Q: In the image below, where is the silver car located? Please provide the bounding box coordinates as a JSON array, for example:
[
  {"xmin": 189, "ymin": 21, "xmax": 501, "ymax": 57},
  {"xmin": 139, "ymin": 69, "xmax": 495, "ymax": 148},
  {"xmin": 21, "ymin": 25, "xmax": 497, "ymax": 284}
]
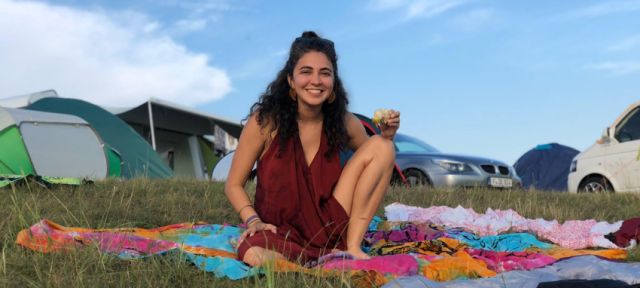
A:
[{"xmin": 394, "ymin": 134, "xmax": 522, "ymax": 189}]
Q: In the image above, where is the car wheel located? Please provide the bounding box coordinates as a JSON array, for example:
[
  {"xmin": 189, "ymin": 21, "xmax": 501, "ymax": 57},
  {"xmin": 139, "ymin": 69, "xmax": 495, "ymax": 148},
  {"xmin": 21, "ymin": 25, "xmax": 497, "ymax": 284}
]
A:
[
  {"xmin": 404, "ymin": 169, "xmax": 430, "ymax": 188},
  {"xmin": 578, "ymin": 176, "xmax": 614, "ymax": 193}
]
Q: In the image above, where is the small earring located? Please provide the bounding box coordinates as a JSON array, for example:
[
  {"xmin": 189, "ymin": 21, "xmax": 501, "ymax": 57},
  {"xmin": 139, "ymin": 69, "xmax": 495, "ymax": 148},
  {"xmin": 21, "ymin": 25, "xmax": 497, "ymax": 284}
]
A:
[
  {"xmin": 289, "ymin": 88, "xmax": 297, "ymax": 101},
  {"xmin": 328, "ymin": 91, "xmax": 336, "ymax": 104}
]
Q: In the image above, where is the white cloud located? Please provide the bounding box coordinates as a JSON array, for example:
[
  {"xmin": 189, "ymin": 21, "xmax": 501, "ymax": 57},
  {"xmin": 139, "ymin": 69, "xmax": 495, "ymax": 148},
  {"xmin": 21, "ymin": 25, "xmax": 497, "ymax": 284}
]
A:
[
  {"xmin": 367, "ymin": 0, "xmax": 468, "ymax": 20},
  {"xmin": 452, "ymin": 8, "xmax": 494, "ymax": 30},
  {"xmin": 407, "ymin": 0, "xmax": 468, "ymax": 19},
  {"xmin": 584, "ymin": 61, "xmax": 640, "ymax": 75},
  {"xmin": 607, "ymin": 35, "xmax": 640, "ymax": 51},
  {"xmin": 0, "ymin": 0, "xmax": 232, "ymax": 107},
  {"xmin": 143, "ymin": 22, "xmax": 162, "ymax": 33},
  {"xmin": 271, "ymin": 50, "xmax": 289, "ymax": 57},
  {"xmin": 173, "ymin": 18, "xmax": 208, "ymax": 32},
  {"xmin": 565, "ymin": 0, "xmax": 640, "ymax": 18},
  {"xmin": 154, "ymin": 0, "xmax": 233, "ymax": 14}
]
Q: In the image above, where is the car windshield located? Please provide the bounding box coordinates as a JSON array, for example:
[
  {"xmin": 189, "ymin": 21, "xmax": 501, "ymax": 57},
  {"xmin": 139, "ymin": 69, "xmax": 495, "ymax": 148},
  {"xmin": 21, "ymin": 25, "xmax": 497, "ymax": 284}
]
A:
[{"xmin": 394, "ymin": 134, "xmax": 440, "ymax": 153}]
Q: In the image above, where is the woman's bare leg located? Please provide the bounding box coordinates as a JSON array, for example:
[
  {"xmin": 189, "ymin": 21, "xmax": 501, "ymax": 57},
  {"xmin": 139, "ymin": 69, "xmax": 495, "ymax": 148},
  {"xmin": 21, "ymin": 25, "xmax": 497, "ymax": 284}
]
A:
[
  {"xmin": 332, "ymin": 135, "xmax": 395, "ymax": 259},
  {"xmin": 242, "ymin": 246, "xmax": 288, "ymax": 267}
]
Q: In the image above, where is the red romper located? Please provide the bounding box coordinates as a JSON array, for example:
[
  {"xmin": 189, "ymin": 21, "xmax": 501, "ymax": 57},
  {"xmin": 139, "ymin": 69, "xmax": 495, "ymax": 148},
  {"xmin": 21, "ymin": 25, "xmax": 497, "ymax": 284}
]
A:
[{"xmin": 237, "ymin": 128, "xmax": 350, "ymax": 264}]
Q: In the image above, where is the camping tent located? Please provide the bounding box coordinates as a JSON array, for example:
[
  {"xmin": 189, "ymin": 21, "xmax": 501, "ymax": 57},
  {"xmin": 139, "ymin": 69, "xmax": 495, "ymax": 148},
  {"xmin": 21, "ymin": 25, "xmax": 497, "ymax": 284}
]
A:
[
  {"xmin": 0, "ymin": 107, "xmax": 119, "ymax": 179},
  {"xmin": 101, "ymin": 98, "xmax": 242, "ymax": 179},
  {"xmin": 25, "ymin": 98, "xmax": 174, "ymax": 179},
  {"xmin": 0, "ymin": 90, "xmax": 58, "ymax": 108},
  {"xmin": 513, "ymin": 143, "xmax": 580, "ymax": 191}
]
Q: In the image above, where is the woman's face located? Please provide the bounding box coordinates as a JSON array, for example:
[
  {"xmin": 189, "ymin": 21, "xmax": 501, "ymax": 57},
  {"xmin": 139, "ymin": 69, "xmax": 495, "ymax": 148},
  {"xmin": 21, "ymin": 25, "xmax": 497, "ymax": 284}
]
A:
[{"xmin": 288, "ymin": 51, "xmax": 334, "ymax": 107}]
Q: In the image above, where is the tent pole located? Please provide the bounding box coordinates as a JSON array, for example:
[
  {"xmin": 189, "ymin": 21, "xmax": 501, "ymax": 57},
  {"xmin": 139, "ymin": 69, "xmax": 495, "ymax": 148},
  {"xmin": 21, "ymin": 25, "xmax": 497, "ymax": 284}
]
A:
[{"xmin": 148, "ymin": 100, "xmax": 157, "ymax": 150}]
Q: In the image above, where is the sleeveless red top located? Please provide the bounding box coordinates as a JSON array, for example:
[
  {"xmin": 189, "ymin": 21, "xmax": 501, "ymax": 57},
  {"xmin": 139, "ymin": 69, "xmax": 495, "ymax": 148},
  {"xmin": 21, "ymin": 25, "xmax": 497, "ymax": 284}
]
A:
[{"xmin": 237, "ymin": 127, "xmax": 350, "ymax": 264}]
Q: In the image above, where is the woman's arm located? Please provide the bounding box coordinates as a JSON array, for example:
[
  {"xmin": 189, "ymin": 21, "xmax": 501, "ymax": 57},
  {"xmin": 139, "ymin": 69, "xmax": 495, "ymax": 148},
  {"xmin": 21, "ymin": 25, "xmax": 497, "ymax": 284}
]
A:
[
  {"xmin": 345, "ymin": 112, "xmax": 370, "ymax": 152},
  {"xmin": 225, "ymin": 113, "xmax": 266, "ymax": 224}
]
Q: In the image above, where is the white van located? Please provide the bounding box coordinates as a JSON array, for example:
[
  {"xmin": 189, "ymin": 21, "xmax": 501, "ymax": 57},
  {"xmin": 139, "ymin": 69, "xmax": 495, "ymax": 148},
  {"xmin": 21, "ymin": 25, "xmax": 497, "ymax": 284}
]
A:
[{"xmin": 568, "ymin": 102, "xmax": 640, "ymax": 193}]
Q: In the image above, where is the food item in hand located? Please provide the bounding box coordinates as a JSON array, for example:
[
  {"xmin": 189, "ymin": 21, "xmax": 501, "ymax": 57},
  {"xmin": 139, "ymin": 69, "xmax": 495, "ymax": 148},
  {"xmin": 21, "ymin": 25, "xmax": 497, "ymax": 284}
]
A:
[{"xmin": 372, "ymin": 109, "xmax": 391, "ymax": 125}]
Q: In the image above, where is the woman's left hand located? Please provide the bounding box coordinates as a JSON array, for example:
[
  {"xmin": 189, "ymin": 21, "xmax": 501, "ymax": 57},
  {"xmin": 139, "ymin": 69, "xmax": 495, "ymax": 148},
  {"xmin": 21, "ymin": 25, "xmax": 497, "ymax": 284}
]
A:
[{"xmin": 379, "ymin": 110, "xmax": 400, "ymax": 140}]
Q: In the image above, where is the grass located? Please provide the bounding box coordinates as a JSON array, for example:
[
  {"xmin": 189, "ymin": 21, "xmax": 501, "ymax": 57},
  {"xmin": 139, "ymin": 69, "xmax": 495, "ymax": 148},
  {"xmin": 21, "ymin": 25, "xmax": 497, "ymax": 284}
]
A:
[{"xmin": 1, "ymin": 178, "xmax": 640, "ymax": 287}]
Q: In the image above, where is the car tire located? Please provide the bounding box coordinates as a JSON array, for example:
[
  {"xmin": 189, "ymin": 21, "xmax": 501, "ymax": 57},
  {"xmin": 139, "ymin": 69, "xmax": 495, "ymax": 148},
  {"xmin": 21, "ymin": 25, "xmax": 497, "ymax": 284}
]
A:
[
  {"xmin": 578, "ymin": 176, "xmax": 614, "ymax": 193},
  {"xmin": 404, "ymin": 169, "xmax": 430, "ymax": 188}
]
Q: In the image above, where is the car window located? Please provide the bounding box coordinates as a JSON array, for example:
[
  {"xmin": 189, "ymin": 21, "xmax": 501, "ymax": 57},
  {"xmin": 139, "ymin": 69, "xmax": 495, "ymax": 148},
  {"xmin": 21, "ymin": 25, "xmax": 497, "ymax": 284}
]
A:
[
  {"xmin": 615, "ymin": 108, "xmax": 640, "ymax": 143},
  {"xmin": 394, "ymin": 134, "xmax": 440, "ymax": 153}
]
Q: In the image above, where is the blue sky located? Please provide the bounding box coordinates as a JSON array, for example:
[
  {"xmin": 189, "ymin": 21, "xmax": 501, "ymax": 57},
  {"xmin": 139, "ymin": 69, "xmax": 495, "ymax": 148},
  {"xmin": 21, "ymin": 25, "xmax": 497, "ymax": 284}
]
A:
[{"xmin": 1, "ymin": 0, "xmax": 639, "ymax": 165}]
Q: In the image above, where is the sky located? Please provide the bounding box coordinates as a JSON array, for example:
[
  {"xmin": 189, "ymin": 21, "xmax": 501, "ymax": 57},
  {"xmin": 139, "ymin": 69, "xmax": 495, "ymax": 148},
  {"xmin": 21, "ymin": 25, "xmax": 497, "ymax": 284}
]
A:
[{"xmin": 0, "ymin": 0, "xmax": 639, "ymax": 165}]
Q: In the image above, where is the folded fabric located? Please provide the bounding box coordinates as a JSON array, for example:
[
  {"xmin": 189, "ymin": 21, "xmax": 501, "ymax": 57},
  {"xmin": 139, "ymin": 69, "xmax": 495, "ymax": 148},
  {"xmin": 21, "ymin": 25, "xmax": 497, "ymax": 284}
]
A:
[
  {"xmin": 311, "ymin": 253, "xmax": 419, "ymax": 277},
  {"xmin": 428, "ymin": 230, "xmax": 553, "ymax": 252},
  {"xmin": 366, "ymin": 228, "xmax": 552, "ymax": 252},
  {"xmin": 382, "ymin": 255, "xmax": 640, "ymax": 288},
  {"xmin": 420, "ymin": 250, "xmax": 497, "ymax": 282},
  {"xmin": 385, "ymin": 203, "xmax": 623, "ymax": 249},
  {"xmin": 365, "ymin": 230, "xmax": 429, "ymax": 246},
  {"xmin": 368, "ymin": 238, "xmax": 468, "ymax": 257},
  {"xmin": 373, "ymin": 220, "xmax": 451, "ymax": 235},
  {"xmin": 610, "ymin": 218, "xmax": 640, "ymax": 248},
  {"xmin": 523, "ymin": 246, "xmax": 626, "ymax": 260},
  {"xmin": 465, "ymin": 248, "xmax": 557, "ymax": 272}
]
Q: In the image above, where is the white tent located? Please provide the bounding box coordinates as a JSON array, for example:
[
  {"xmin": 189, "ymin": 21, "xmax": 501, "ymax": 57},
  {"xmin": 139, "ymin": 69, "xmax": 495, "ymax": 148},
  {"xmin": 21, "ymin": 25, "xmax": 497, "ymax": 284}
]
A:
[
  {"xmin": 103, "ymin": 98, "xmax": 243, "ymax": 179},
  {"xmin": 0, "ymin": 90, "xmax": 58, "ymax": 108},
  {"xmin": 0, "ymin": 107, "xmax": 110, "ymax": 179}
]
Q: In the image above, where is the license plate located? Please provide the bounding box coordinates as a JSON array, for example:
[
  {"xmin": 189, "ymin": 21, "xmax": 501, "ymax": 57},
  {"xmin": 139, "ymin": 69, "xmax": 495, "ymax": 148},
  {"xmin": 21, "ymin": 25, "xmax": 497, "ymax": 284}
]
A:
[{"xmin": 489, "ymin": 177, "xmax": 512, "ymax": 188}]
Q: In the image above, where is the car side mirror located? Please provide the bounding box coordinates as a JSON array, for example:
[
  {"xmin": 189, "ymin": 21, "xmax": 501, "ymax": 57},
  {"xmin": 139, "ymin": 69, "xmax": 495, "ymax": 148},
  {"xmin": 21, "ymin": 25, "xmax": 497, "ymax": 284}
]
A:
[{"xmin": 599, "ymin": 127, "xmax": 613, "ymax": 144}]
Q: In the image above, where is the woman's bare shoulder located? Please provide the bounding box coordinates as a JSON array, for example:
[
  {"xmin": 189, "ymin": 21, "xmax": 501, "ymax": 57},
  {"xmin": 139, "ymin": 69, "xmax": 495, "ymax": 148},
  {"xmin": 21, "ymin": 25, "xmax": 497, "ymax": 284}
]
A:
[
  {"xmin": 244, "ymin": 111, "xmax": 279, "ymax": 148},
  {"xmin": 244, "ymin": 112, "xmax": 271, "ymax": 138},
  {"xmin": 344, "ymin": 112, "xmax": 365, "ymax": 133},
  {"xmin": 344, "ymin": 111, "xmax": 369, "ymax": 151}
]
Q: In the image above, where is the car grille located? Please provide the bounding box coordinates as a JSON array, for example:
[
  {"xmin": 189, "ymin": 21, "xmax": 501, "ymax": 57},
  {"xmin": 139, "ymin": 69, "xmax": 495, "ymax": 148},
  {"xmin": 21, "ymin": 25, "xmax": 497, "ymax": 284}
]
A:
[
  {"xmin": 498, "ymin": 166, "xmax": 509, "ymax": 175},
  {"xmin": 481, "ymin": 165, "xmax": 496, "ymax": 174}
]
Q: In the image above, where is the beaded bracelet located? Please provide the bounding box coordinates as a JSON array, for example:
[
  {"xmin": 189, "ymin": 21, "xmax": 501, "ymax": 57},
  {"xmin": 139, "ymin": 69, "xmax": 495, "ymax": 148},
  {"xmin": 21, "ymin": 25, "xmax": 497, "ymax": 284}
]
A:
[{"xmin": 245, "ymin": 215, "xmax": 260, "ymax": 226}]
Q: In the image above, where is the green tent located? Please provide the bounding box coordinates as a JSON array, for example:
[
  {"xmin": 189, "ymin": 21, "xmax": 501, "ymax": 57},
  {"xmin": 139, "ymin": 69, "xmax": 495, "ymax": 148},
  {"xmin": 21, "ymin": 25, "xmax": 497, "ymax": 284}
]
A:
[
  {"xmin": 26, "ymin": 98, "xmax": 175, "ymax": 179},
  {"xmin": 0, "ymin": 107, "xmax": 119, "ymax": 179}
]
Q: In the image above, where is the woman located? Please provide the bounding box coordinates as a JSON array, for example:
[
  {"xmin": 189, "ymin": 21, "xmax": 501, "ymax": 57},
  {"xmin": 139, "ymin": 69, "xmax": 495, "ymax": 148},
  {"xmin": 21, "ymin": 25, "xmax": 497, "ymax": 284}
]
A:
[{"xmin": 225, "ymin": 31, "xmax": 400, "ymax": 267}]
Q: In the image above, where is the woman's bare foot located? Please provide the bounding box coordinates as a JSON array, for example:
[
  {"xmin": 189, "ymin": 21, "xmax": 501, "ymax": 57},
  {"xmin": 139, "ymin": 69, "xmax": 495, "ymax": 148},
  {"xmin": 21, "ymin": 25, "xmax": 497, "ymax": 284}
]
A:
[{"xmin": 345, "ymin": 248, "xmax": 371, "ymax": 260}]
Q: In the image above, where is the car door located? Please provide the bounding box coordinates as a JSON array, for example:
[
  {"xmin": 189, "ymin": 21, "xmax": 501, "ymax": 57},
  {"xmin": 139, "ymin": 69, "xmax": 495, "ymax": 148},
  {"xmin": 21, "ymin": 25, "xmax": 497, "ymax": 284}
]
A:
[{"xmin": 606, "ymin": 107, "xmax": 640, "ymax": 192}]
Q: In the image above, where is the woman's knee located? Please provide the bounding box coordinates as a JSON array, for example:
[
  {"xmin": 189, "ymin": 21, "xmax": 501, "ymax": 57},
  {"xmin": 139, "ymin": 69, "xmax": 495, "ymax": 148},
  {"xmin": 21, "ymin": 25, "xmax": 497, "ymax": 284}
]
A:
[{"xmin": 366, "ymin": 135, "xmax": 396, "ymax": 164}]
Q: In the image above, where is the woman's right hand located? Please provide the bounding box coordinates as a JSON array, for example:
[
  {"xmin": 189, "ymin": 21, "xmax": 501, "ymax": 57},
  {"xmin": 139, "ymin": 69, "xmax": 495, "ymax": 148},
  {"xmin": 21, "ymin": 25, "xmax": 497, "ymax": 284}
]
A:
[{"xmin": 237, "ymin": 221, "xmax": 277, "ymax": 248}]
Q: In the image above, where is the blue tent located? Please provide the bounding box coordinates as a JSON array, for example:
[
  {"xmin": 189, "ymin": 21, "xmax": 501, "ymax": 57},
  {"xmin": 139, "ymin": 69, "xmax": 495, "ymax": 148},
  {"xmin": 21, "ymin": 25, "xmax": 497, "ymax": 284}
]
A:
[{"xmin": 514, "ymin": 143, "xmax": 580, "ymax": 191}]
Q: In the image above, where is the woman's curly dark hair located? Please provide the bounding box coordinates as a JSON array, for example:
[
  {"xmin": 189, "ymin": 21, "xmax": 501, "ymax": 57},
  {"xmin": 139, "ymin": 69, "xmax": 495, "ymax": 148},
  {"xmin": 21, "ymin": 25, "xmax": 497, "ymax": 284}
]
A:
[{"xmin": 245, "ymin": 31, "xmax": 350, "ymax": 160}]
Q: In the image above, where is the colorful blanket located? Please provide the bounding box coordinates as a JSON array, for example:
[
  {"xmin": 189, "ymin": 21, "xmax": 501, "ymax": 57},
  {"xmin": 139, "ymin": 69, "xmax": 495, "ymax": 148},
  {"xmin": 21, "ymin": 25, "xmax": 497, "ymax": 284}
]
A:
[
  {"xmin": 385, "ymin": 203, "xmax": 623, "ymax": 249},
  {"xmin": 15, "ymin": 204, "xmax": 638, "ymax": 287},
  {"xmin": 382, "ymin": 255, "xmax": 640, "ymax": 287}
]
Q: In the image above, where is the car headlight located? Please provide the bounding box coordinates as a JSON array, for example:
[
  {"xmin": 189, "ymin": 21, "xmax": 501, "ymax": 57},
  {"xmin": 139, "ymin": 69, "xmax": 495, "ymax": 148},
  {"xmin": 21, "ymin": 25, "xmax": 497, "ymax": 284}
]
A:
[
  {"xmin": 570, "ymin": 160, "xmax": 577, "ymax": 173},
  {"xmin": 431, "ymin": 159, "xmax": 472, "ymax": 172}
]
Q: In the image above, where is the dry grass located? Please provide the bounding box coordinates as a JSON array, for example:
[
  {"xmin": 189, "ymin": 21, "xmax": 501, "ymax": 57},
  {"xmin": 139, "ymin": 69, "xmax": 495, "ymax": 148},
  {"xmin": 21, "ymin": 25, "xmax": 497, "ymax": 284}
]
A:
[{"xmin": 1, "ymin": 179, "xmax": 639, "ymax": 287}]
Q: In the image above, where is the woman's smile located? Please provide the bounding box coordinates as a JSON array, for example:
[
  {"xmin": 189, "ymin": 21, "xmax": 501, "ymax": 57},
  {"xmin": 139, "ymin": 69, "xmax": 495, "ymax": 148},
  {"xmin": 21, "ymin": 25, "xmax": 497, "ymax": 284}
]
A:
[{"xmin": 305, "ymin": 89, "xmax": 324, "ymax": 97}]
